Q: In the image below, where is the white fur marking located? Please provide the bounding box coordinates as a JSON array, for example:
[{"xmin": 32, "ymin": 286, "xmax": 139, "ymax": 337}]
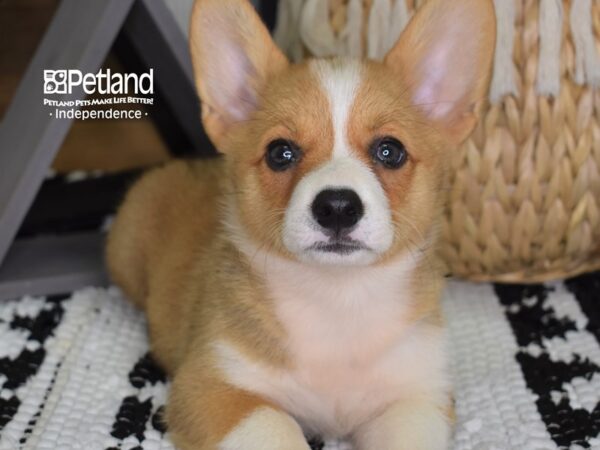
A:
[
  {"xmin": 218, "ymin": 406, "xmax": 309, "ymax": 450},
  {"xmin": 311, "ymin": 59, "xmax": 362, "ymax": 158}
]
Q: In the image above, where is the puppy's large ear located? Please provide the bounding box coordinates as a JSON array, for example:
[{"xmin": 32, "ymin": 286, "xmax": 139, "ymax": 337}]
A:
[
  {"xmin": 190, "ymin": 0, "xmax": 288, "ymax": 147},
  {"xmin": 385, "ymin": 0, "xmax": 496, "ymax": 144}
]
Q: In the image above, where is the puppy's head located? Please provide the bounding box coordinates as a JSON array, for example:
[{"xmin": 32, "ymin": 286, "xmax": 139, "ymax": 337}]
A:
[{"xmin": 190, "ymin": 0, "xmax": 495, "ymax": 266}]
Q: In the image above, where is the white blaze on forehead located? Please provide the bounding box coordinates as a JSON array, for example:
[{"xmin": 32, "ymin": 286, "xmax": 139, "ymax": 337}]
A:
[
  {"xmin": 279, "ymin": 59, "xmax": 394, "ymax": 265},
  {"xmin": 310, "ymin": 59, "xmax": 363, "ymax": 158}
]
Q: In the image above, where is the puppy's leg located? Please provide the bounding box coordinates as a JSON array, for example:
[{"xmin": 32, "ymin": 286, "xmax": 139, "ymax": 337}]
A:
[
  {"xmin": 216, "ymin": 405, "xmax": 311, "ymax": 450},
  {"xmin": 354, "ymin": 396, "xmax": 452, "ymax": 450},
  {"xmin": 167, "ymin": 362, "xmax": 310, "ymax": 450}
]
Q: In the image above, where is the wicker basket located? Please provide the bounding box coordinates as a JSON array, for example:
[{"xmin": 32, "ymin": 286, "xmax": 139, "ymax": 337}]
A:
[{"xmin": 275, "ymin": 0, "xmax": 600, "ymax": 282}]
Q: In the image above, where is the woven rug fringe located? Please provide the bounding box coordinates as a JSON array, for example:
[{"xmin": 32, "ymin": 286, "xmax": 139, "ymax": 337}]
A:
[
  {"xmin": 570, "ymin": 0, "xmax": 600, "ymax": 87},
  {"xmin": 537, "ymin": 0, "xmax": 563, "ymax": 96},
  {"xmin": 489, "ymin": 0, "xmax": 518, "ymax": 102}
]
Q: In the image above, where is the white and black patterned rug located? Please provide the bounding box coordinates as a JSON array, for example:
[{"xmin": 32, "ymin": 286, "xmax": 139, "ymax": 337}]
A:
[{"xmin": 0, "ymin": 273, "xmax": 599, "ymax": 450}]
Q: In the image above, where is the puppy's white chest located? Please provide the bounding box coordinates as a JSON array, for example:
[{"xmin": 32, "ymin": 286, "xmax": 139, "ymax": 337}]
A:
[
  {"xmin": 271, "ymin": 287, "xmax": 443, "ymax": 436},
  {"xmin": 215, "ymin": 256, "xmax": 447, "ymax": 438}
]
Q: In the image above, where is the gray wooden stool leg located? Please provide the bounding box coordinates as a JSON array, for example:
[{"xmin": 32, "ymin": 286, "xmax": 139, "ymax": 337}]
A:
[{"xmin": 0, "ymin": 232, "xmax": 108, "ymax": 300}]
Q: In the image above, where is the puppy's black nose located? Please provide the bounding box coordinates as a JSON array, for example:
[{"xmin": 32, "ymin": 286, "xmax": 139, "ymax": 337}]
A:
[{"xmin": 311, "ymin": 189, "xmax": 364, "ymax": 234}]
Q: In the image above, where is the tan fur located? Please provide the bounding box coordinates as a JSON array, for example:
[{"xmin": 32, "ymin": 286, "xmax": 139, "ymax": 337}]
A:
[
  {"xmin": 107, "ymin": 0, "xmax": 495, "ymax": 448},
  {"xmin": 167, "ymin": 361, "xmax": 284, "ymax": 449},
  {"xmin": 228, "ymin": 62, "xmax": 337, "ymax": 260},
  {"xmin": 106, "ymin": 160, "xmax": 224, "ymax": 371},
  {"xmin": 347, "ymin": 61, "xmax": 450, "ymax": 266}
]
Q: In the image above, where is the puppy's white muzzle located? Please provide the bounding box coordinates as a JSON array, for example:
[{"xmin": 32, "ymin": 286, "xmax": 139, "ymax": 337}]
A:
[{"xmin": 282, "ymin": 157, "xmax": 393, "ymax": 266}]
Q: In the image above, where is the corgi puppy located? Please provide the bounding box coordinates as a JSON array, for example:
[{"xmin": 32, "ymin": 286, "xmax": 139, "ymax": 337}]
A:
[{"xmin": 106, "ymin": 0, "xmax": 495, "ymax": 448}]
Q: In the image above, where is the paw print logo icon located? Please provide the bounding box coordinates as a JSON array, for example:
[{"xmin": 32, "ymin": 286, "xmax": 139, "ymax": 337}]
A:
[{"xmin": 44, "ymin": 70, "xmax": 68, "ymax": 94}]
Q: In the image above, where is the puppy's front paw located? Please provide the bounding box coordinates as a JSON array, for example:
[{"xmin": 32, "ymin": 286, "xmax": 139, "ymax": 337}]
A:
[
  {"xmin": 322, "ymin": 439, "xmax": 353, "ymax": 450},
  {"xmin": 219, "ymin": 407, "xmax": 311, "ymax": 450},
  {"xmin": 354, "ymin": 398, "xmax": 451, "ymax": 450}
]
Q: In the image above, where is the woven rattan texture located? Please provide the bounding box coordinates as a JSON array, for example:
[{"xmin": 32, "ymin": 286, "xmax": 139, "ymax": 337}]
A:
[{"xmin": 442, "ymin": 0, "xmax": 600, "ymax": 281}]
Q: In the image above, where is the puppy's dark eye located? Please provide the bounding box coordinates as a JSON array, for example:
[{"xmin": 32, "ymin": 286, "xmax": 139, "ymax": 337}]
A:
[
  {"xmin": 265, "ymin": 139, "xmax": 301, "ymax": 171},
  {"xmin": 371, "ymin": 137, "xmax": 408, "ymax": 169}
]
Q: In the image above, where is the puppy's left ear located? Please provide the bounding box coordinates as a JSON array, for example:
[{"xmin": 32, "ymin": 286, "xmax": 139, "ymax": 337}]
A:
[{"xmin": 385, "ymin": 0, "xmax": 496, "ymax": 144}]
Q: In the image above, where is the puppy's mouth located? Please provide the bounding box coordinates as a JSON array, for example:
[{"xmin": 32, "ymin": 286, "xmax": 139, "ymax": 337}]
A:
[{"xmin": 307, "ymin": 239, "xmax": 369, "ymax": 255}]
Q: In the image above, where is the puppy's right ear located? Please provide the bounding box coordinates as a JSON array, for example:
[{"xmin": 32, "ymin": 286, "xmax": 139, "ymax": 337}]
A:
[{"xmin": 190, "ymin": 0, "xmax": 288, "ymax": 148}]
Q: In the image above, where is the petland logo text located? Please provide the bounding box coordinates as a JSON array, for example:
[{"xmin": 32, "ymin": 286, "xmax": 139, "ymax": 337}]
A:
[{"xmin": 44, "ymin": 69, "xmax": 154, "ymax": 95}]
